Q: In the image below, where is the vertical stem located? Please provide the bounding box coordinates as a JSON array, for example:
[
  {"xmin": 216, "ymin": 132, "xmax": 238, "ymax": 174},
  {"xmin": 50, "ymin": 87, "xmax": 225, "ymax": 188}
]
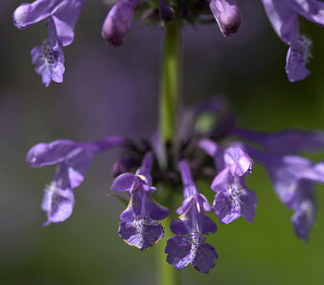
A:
[
  {"xmin": 160, "ymin": 22, "xmax": 182, "ymax": 143},
  {"xmin": 156, "ymin": 214, "xmax": 181, "ymax": 285},
  {"xmin": 157, "ymin": 22, "xmax": 182, "ymax": 285}
]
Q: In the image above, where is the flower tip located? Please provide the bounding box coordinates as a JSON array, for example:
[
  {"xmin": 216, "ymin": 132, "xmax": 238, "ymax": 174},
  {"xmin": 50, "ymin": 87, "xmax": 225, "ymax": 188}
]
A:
[
  {"xmin": 42, "ymin": 220, "xmax": 51, "ymax": 227},
  {"xmin": 26, "ymin": 143, "xmax": 48, "ymax": 167},
  {"xmin": 101, "ymin": 1, "xmax": 135, "ymax": 48},
  {"xmin": 13, "ymin": 3, "xmax": 30, "ymax": 29},
  {"xmin": 209, "ymin": 0, "xmax": 242, "ymax": 38},
  {"xmin": 102, "ymin": 32, "xmax": 125, "ymax": 48}
]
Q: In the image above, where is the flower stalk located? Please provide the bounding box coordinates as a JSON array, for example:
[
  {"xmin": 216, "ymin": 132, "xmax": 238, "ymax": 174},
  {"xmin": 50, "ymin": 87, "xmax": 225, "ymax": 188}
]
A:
[
  {"xmin": 157, "ymin": 21, "xmax": 182, "ymax": 285},
  {"xmin": 159, "ymin": 21, "xmax": 182, "ymax": 144}
]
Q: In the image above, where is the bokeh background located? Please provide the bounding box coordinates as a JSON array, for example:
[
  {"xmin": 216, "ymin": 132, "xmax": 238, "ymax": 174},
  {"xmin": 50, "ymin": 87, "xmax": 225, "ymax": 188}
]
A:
[{"xmin": 1, "ymin": 0, "xmax": 324, "ymax": 284}]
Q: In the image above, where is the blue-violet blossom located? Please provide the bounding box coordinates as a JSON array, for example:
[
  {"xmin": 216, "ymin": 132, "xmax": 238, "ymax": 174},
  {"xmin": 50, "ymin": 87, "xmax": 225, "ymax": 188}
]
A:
[
  {"xmin": 260, "ymin": 0, "xmax": 324, "ymax": 81},
  {"xmin": 244, "ymin": 145, "xmax": 324, "ymax": 240},
  {"xmin": 26, "ymin": 136, "xmax": 124, "ymax": 225},
  {"xmin": 200, "ymin": 139, "xmax": 258, "ymax": 224},
  {"xmin": 208, "ymin": 0, "xmax": 242, "ymax": 37},
  {"xmin": 13, "ymin": 0, "xmax": 87, "ymax": 86},
  {"xmin": 165, "ymin": 160, "xmax": 218, "ymax": 274},
  {"xmin": 111, "ymin": 151, "xmax": 169, "ymax": 250},
  {"xmin": 102, "ymin": 0, "xmax": 140, "ymax": 47}
]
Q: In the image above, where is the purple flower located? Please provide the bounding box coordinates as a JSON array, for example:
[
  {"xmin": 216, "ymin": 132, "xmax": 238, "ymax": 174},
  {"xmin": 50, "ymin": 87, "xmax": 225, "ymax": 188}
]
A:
[
  {"xmin": 27, "ymin": 136, "xmax": 124, "ymax": 225},
  {"xmin": 208, "ymin": 0, "xmax": 242, "ymax": 38},
  {"xmin": 13, "ymin": 0, "xmax": 87, "ymax": 46},
  {"xmin": 285, "ymin": 36, "xmax": 312, "ymax": 82},
  {"xmin": 30, "ymin": 18, "xmax": 65, "ymax": 87},
  {"xmin": 31, "ymin": 39, "xmax": 65, "ymax": 87},
  {"xmin": 212, "ymin": 168, "xmax": 258, "ymax": 224},
  {"xmin": 245, "ymin": 146, "xmax": 324, "ymax": 239},
  {"xmin": 111, "ymin": 152, "xmax": 169, "ymax": 250},
  {"xmin": 200, "ymin": 140, "xmax": 258, "ymax": 224},
  {"xmin": 214, "ymin": 146, "xmax": 257, "ymax": 224},
  {"xmin": 165, "ymin": 160, "xmax": 218, "ymax": 274},
  {"xmin": 292, "ymin": 197, "xmax": 316, "ymax": 240},
  {"xmin": 13, "ymin": 0, "xmax": 86, "ymax": 86},
  {"xmin": 260, "ymin": 0, "xmax": 324, "ymax": 81},
  {"xmin": 101, "ymin": 0, "xmax": 140, "ymax": 47}
]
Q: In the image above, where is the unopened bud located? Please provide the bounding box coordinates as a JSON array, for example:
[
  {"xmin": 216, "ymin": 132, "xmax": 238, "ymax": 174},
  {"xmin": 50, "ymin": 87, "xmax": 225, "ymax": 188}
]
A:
[
  {"xmin": 209, "ymin": 0, "xmax": 242, "ymax": 38},
  {"xmin": 159, "ymin": 1, "xmax": 175, "ymax": 23},
  {"xmin": 102, "ymin": 0, "xmax": 140, "ymax": 47}
]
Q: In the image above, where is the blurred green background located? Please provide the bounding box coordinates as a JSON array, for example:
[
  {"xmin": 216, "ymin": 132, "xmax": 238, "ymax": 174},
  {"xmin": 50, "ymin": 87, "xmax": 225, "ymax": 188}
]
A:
[{"xmin": 1, "ymin": 0, "xmax": 324, "ymax": 284}]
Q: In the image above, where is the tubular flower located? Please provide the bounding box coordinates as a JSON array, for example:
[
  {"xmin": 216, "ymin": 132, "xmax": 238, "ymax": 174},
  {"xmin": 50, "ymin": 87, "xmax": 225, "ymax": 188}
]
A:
[
  {"xmin": 244, "ymin": 145, "xmax": 324, "ymax": 240},
  {"xmin": 26, "ymin": 136, "xmax": 124, "ymax": 225},
  {"xmin": 111, "ymin": 152, "xmax": 169, "ymax": 250},
  {"xmin": 101, "ymin": 0, "xmax": 140, "ymax": 47},
  {"xmin": 208, "ymin": 0, "xmax": 242, "ymax": 37},
  {"xmin": 200, "ymin": 140, "xmax": 258, "ymax": 224},
  {"xmin": 259, "ymin": 0, "xmax": 324, "ymax": 81},
  {"xmin": 165, "ymin": 160, "xmax": 218, "ymax": 274},
  {"xmin": 13, "ymin": 0, "xmax": 87, "ymax": 46},
  {"xmin": 13, "ymin": 0, "xmax": 87, "ymax": 85}
]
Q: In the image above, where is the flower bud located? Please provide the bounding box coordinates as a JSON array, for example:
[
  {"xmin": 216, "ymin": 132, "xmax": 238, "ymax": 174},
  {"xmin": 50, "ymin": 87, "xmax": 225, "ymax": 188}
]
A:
[
  {"xmin": 159, "ymin": 1, "xmax": 175, "ymax": 23},
  {"xmin": 209, "ymin": 0, "xmax": 242, "ymax": 38},
  {"xmin": 102, "ymin": 0, "xmax": 139, "ymax": 47}
]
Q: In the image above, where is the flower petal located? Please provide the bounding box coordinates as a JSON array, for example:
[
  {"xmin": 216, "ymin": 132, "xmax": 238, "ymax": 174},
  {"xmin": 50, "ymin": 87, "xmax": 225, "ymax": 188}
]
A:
[{"xmin": 111, "ymin": 173, "xmax": 136, "ymax": 191}]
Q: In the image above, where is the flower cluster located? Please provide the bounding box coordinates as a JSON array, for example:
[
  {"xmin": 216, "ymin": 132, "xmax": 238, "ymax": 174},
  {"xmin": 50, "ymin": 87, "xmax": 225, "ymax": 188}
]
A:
[
  {"xmin": 25, "ymin": 97, "xmax": 324, "ymax": 272},
  {"xmin": 13, "ymin": 0, "xmax": 324, "ymax": 85}
]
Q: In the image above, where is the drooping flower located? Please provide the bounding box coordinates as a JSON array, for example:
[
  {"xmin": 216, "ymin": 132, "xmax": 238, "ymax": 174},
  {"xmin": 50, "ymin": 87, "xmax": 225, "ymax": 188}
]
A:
[
  {"xmin": 13, "ymin": 0, "xmax": 87, "ymax": 86},
  {"xmin": 200, "ymin": 140, "xmax": 258, "ymax": 224},
  {"xmin": 285, "ymin": 36, "xmax": 312, "ymax": 82},
  {"xmin": 244, "ymin": 145, "xmax": 324, "ymax": 239},
  {"xmin": 292, "ymin": 195, "xmax": 316, "ymax": 240},
  {"xmin": 111, "ymin": 152, "xmax": 169, "ymax": 250},
  {"xmin": 208, "ymin": 0, "xmax": 242, "ymax": 37},
  {"xmin": 101, "ymin": 0, "xmax": 140, "ymax": 47},
  {"xmin": 27, "ymin": 136, "xmax": 124, "ymax": 225},
  {"xmin": 259, "ymin": 0, "xmax": 324, "ymax": 81},
  {"xmin": 165, "ymin": 160, "xmax": 218, "ymax": 274},
  {"xmin": 30, "ymin": 18, "xmax": 65, "ymax": 87},
  {"xmin": 13, "ymin": 0, "xmax": 87, "ymax": 46}
]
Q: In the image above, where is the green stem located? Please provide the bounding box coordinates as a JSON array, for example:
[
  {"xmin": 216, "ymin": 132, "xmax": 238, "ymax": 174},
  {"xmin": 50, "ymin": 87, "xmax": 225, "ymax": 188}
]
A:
[
  {"xmin": 159, "ymin": 22, "xmax": 182, "ymax": 144},
  {"xmin": 156, "ymin": 214, "xmax": 181, "ymax": 285},
  {"xmin": 157, "ymin": 22, "xmax": 182, "ymax": 285}
]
